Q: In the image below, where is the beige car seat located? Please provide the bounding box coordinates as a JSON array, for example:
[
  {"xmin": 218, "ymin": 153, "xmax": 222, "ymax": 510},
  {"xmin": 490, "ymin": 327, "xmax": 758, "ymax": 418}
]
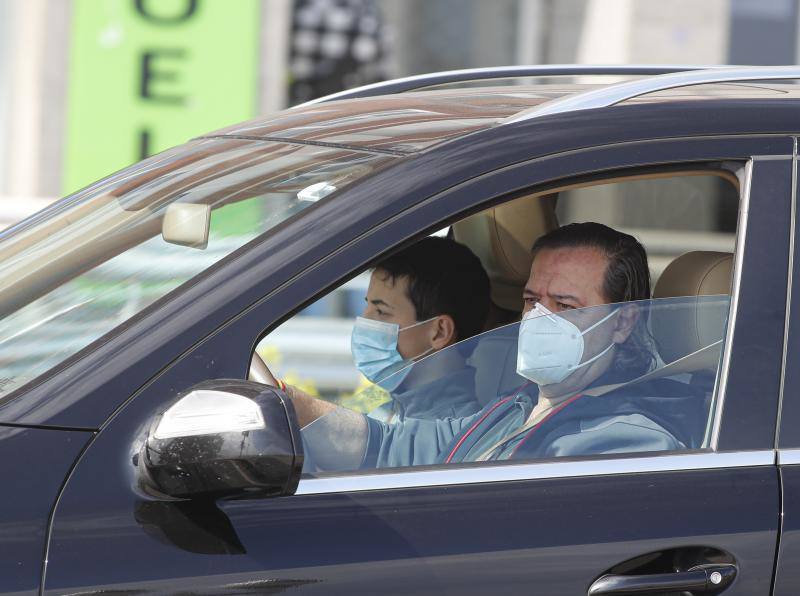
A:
[
  {"xmin": 452, "ymin": 193, "xmax": 558, "ymax": 314},
  {"xmin": 584, "ymin": 250, "xmax": 733, "ymax": 395},
  {"xmin": 453, "ymin": 194, "xmax": 559, "ymax": 405},
  {"xmin": 651, "ymin": 250, "xmax": 733, "ymax": 368},
  {"xmin": 569, "ymin": 251, "xmax": 732, "ymax": 449}
]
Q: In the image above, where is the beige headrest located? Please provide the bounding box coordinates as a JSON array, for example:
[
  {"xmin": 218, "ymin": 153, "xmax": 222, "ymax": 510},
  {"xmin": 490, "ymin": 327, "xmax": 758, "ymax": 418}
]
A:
[
  {"xmin": 651, "ymin": 251, "xmax": 732, "ymax": 363},
  {"xmin": 654, "ymin": 251, "xmax": 733, "ymax": 299},
  {"xmin": 452, "ymin": 194, "xmax": 558, "ymax": 311}
]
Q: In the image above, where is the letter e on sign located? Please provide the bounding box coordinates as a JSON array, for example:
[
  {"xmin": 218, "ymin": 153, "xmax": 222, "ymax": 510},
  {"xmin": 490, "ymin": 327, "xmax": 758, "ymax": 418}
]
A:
[{"xmin": 64, "ymin": 0, "xmax": 259, "ymax": 193}]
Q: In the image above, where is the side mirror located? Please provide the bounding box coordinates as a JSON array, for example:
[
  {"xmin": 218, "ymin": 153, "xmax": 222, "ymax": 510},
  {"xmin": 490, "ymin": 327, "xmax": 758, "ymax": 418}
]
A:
[{"xmin": 138, "ymin": 379, "xmax": 302, "ymax": 500}]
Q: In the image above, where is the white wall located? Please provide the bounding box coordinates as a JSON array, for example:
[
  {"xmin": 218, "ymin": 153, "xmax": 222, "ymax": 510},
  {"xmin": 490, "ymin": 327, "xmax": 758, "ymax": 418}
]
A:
[
  {"xmin": 577, "ymin": 0, "xmax": 729, "ymax": 65},
  {"xmin": 0, "ymin": 2, "xmax": 14, "ymax": 197}
]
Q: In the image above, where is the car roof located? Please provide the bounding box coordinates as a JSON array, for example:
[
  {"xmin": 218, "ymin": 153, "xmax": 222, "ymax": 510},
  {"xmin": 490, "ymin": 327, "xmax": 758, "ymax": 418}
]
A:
[
  {"xmin": 205, "ymin": 85, "xmax": 572, "ymax": 154},
  {"xmin": 204, "ymin": 80, "xmax": 800, "ymax": 155}
]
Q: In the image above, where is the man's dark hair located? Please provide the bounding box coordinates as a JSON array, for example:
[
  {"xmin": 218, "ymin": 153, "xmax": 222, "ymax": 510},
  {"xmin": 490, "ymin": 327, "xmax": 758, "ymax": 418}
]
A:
[
  {"xmin": 531, "ymin": 222, "xmax": 655, "ymax": 377},
  {"xmin": 376, "ymin": 237, "xmax": 490, "ymax": 341}
]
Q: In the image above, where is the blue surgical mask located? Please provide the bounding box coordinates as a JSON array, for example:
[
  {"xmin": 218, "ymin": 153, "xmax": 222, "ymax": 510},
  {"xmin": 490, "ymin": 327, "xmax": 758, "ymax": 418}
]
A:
[
  {"xmin": 351, "ymin": 316, "xmax": 436, "ymax": 392},
  {"xmin": 516, "ymin": 303, "xmax": 617, "ymax": 386}
]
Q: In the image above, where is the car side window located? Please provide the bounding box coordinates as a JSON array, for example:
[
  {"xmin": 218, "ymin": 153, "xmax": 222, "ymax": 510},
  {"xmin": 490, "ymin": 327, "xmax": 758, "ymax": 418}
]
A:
[
  {"xmin": 252, "ymin": 168, "xmax": 741, "ymax": 478},
  {"xmin": 300, "ymin": 296, "xmax": 729, "ymax": 475}
]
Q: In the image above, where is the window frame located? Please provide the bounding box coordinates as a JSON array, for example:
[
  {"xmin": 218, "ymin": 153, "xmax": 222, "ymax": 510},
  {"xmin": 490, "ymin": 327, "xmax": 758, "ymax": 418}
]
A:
[
  {"xmin": 287, "ymin": 157, "xmax": 793, "ymax": 493},
  {"xmin": 296, "ymin": 450, "xmax": 775, "ymax": 495},
  {"xmin": 247, "ymin": 155, "xmax": 782, "ymax": 491},
  {"xmin": 274, "ymin": 172, "xmax": 745, "ymax": 487}
]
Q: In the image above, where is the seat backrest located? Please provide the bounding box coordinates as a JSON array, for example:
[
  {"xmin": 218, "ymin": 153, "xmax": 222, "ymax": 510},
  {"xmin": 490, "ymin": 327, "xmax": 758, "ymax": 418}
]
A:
[
  {"xmin": 652, "ymin": 251, "xmax": 732, "ymax": 363},
  {"xmin": 594, "ymin": 251, "xmax": 733, "ymax": 449},
  {"xmin": 452, "ymin": 194, "xmax": 558, "ymax": 313},
  {"xmin": 455, "ymin": 194, "xmax": 558, "ymax": 404}
]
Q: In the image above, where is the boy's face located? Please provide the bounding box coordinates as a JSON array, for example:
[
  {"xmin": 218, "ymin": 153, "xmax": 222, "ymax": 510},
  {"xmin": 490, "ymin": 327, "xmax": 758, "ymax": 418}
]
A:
[{"xmin": 362, "ymin": 269, "xmax": 436, "ymax": 360}]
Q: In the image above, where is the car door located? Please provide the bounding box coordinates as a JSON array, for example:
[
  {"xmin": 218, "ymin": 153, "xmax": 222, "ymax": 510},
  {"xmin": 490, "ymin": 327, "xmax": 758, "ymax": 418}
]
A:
[
  {"xmin": 771, "ymin": 144, "xmax": 800, "ymax": 596},
  {"xmin": 42, "ymin": 136, "xmax": 791, "ymax": 595}
]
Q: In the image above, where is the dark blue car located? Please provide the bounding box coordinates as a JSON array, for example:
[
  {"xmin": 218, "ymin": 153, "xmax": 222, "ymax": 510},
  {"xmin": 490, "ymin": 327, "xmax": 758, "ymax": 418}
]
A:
[{"xmin": 2, "ymin": 65, "xmax": 799, "ymax": 595}]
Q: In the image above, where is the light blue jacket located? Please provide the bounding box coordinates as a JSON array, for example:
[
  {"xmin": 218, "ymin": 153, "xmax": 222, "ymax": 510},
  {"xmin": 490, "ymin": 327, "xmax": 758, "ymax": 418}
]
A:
[
  {"xmin": 366, "ymin": 367, "xmax": 481, "ymax": 423},
  {"xmin": 362, "ymin": 378, "xmax": 698, "ymax": 469}
]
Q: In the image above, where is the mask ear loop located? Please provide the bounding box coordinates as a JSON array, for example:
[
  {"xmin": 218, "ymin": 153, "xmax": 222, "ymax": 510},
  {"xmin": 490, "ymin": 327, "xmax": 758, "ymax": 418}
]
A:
[
  {"xmin": 568, "ymin": 308, "xmax": 619, "ymax": 372},
  {"xmin": 568, "ymin": 340, "xmax": 615, "ymax": 372},
  {"xmin": 579, "ymin": 307, "xmax": 618, "ymax": 335},
  {"xmin": 412, "ymin": 345, "xmax": 436, "ymax": 361},
  {"xmin": 398, "ymin": 315, "xmax": 440, "ymax": 333},
  {"xmin": 398, "ymin": 316, "xmax": 440, "ymax": 361}
]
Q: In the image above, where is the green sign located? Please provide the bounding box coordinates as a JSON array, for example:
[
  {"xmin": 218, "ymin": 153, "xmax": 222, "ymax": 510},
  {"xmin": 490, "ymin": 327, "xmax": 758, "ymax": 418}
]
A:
[{"xmin": 64, "ymin": 0, "xmax": 260, "ymax": 195}]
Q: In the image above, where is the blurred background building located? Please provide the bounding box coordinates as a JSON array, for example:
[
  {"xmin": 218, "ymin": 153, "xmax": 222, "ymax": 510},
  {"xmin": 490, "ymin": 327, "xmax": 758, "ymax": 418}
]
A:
[{"xmin": 1, "ymin": 0, "xmax": 798, "ymax": 398}]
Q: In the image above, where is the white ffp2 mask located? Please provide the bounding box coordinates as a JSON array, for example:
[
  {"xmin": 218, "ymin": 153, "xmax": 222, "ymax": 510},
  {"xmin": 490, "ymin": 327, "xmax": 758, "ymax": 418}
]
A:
[{"xmin": 516, "ymin": 303, "xmax": 617, "ymax": 386}]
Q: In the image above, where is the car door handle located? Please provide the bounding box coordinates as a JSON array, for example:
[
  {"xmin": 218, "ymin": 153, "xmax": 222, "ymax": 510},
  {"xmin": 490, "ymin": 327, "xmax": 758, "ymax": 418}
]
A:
[{"xmin": 588, "ymin": 564, "xmax": 737, "ymax": 595}]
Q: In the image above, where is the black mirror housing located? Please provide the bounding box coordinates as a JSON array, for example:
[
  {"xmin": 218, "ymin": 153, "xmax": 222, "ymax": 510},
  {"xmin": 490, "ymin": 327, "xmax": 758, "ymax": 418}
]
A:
[{"xmin": 139, "ymin": 379, "xmax": 303, "ymax": 500}]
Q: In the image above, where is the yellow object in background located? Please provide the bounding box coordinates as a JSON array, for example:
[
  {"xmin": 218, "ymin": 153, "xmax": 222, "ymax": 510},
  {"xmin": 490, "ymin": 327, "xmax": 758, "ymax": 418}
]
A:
[
  {"xmin": 336, "ymin": 376, "xmax": 391, "ymax": 413},
  {"xmin": 256, "ymin": 343, "xmax": 391, "ymax": 412}
]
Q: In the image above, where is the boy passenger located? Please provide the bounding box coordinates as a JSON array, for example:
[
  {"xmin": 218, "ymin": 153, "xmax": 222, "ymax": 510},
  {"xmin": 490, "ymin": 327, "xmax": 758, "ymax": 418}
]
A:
[{"xmin": 278, "ymin": 236, "xmax": 491, "ymax": 423}]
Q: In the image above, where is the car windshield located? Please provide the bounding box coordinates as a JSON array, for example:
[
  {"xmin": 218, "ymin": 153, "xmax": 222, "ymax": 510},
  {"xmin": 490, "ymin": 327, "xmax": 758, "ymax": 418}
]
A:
[
  {"xmin": 0, "ymin": 138, "xmax": 395, "ymax": 398},
  {"xmin": 300, "ymin": 295, "xmax": 730, "ymax": 476}
]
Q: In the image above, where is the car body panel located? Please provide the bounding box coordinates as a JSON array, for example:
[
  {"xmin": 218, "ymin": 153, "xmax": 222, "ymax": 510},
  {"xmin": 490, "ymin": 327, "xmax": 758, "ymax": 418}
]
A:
[
  {"xmin": 43, "ymin": 466, "xmax": 779, "ymax": 595},
  {"xmin": 774, "ymin": 160, "xmax": 800, "ymax": 594},
  {"xmin": 0, "ymin": 425, "xmax": 91, "ymax": 596},
  {"xmin": 775, "ymin": 463, "xmax": 800, "ymax": 595},
  {"xmin": 715, "ymin": 157, "xmax": 792, "ymax": 451},
  {"xmin": 777, "ymin": 160, "xmax": 800, "ymax": 451}
]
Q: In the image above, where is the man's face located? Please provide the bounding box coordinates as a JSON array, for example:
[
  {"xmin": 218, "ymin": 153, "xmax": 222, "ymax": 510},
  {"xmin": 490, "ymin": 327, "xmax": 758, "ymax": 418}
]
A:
[
  {"xmin": 522, "ymin": 246, "xmax": 638, "ymax": 395},
  {"xmin": 522, "ymin": 246, "xmax": 609, "ymax": 315},
  {"xmin": 362, "ymin": 269, "xmax": 437, "ymax": 360}
]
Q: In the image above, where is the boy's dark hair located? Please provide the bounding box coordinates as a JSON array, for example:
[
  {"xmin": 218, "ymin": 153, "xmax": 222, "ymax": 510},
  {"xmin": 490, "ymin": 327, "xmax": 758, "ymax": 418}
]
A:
[
  {"xmin": 531, "ymin": 222, "xmax": 655, "ymax": 376},
  {"xmin": 376, "ymin": 237, "xmax": 490, "ymax": 341}
]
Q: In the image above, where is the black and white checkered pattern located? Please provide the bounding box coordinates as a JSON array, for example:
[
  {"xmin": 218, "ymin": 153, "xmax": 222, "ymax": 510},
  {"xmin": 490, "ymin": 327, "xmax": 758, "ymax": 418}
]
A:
[{"xmin": 289, "ymin": 0, "xmax": 390, "ymax": 104}]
